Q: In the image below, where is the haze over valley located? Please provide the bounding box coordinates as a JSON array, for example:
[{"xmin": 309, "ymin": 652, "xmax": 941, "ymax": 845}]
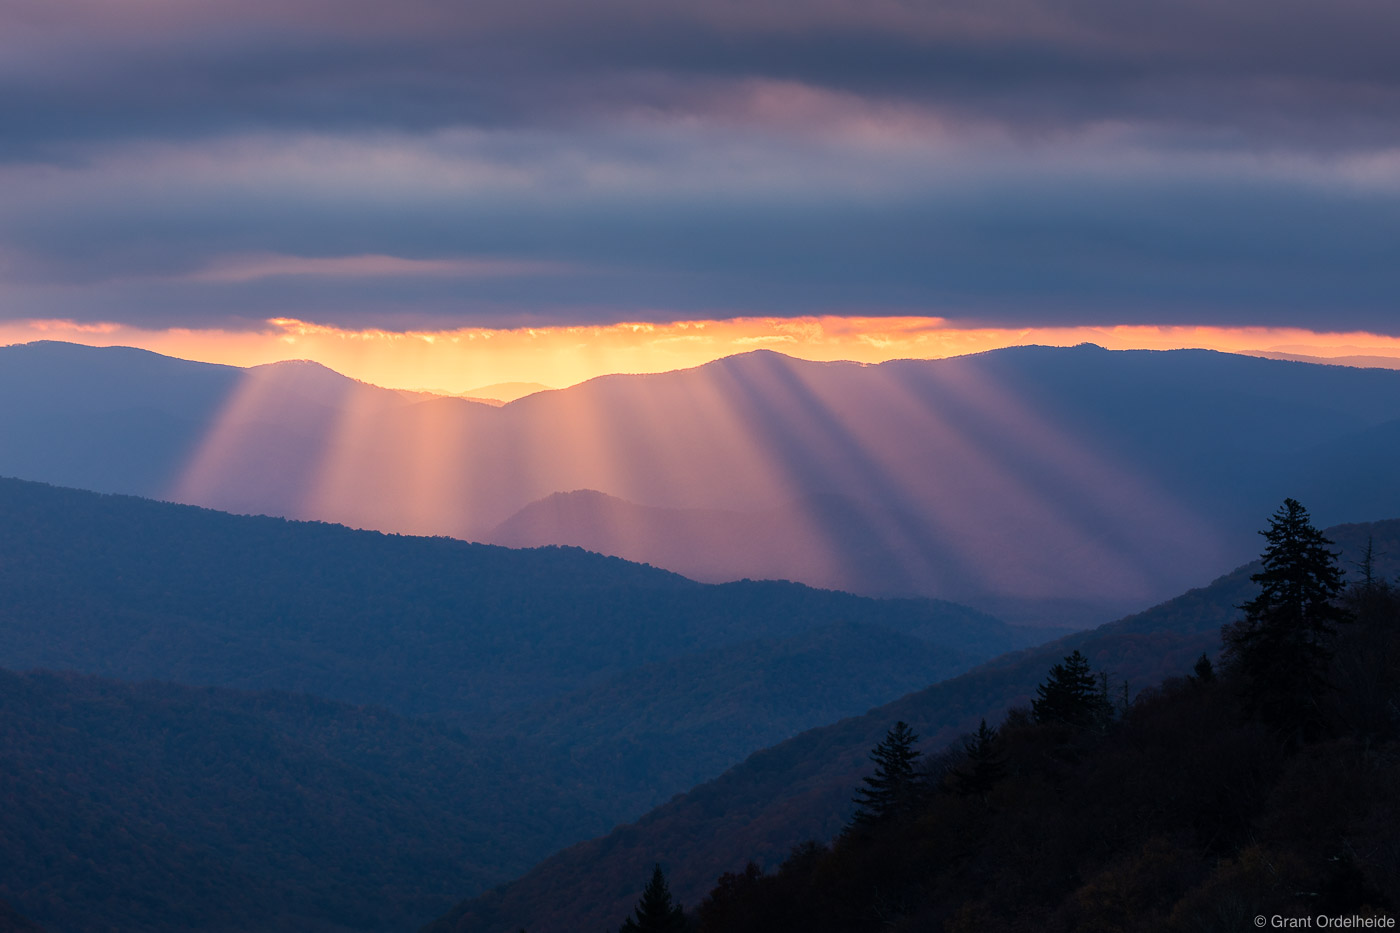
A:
[
  {"xmin": 6, "ymin": 341, "xmax": 1400, "ymax": 627},
  {"xmin": 4, "ymin": 0, "xmax": 1400, "ymax": 927}
]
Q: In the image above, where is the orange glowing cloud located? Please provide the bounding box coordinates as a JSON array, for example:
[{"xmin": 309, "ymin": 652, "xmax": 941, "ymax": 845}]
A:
[{"xmin": 4, "ymin": 315, "xmax": 1400, "ymax": 394}]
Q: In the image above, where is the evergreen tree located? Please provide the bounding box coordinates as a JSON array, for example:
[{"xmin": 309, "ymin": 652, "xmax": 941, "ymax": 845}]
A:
[
  {"xmin": 952, "ymin": 719, "xmax": 1005, "ymax": 798},
  {"xmin": 619, "ymin": 864, "xmax": 687, "ymax": 933},
  {"xmin": 1354, "ymin": 535, "xmax": 1378, "ymax": 593},
  {"xmin": 1192, "ymin": 653, "xmax": 1215, "ymax": 682},
  {"xmin": 1223, "ymin": 498, "xmax": 1351, "ymax": 734},
  {"xmin": 1032, "ymin": 650, "xmax": 1102, "ymax": 727},
  {"xmin": 851, "ymin": 721, "xmax": 923, "ymax": 825}
]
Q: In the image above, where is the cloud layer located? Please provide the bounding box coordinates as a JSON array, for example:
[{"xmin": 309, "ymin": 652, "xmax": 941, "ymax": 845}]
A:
[{"xmin": 3, "ymin": 0, "xmax": 1398, "ymax": 332}]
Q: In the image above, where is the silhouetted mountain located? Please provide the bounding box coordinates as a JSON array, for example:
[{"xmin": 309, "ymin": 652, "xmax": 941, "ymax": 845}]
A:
[
  {"xmin": 491, "ymin": 490, "xmax": 1142, "ymax": 627},
  {"xmin": 0, "ymin": 341, "xmax": 423, "ymax": 516},
  {"xmin": 680, "ymin": 588, "xmax": 1400, "ymax": 932},
  {"xmin": 0, "ymin": 475, "xmax": 1030, "ymax": 822},
  {"xmin": 8, "ymin": 341, "xmax": 1400, "ymax": 620},
  {"xmin": 490, "ymin": 490, "xmax": 946, "ymax": 595},
  {"xmin": 461, "ymin": 381, "xmax": 553, "ymax": 402},
  {"xmin": 427, "ymin": 518, "xmax": 1400, "ymax": 933},
  {"xmin": 1256, "ymin": 350, "xmax": 1400, "ymax": 370},
  {"xmin": 484, "ymin": 620, "xmax": 1010, "ymax": 813},
  {"xmin": 0, "ymin": 670, "xmax": 607, "ymax": 933}
]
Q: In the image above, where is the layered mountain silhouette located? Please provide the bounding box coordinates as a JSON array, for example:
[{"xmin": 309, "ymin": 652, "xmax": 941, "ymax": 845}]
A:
[
  {"xmin": 490, "ymin": 490, "xmax": 930, "ymax": 591},
  {"xmin": 0, "ymin": 476, "xmax": 1015, "ymax": 721},
  {"xmin": 5, "ymin": 340, "xmax": 1396, "ymax": 930},
  {"xmin": 427, "ymin": 518, "xmax": 1400, "ymax": 933},
  {"xmin": 0, "ymin": 476, "xmax": 1035, "ymax": 918},
  {"xmin": 461, "ymin": 381, "xmax": 553, "ymax": 403},
  {"xmin": 490, "ymin": 490, "xmax": 1139, "ymax": 627},
  {"xmin": 483, "ymin": 619, "xmax": 985, "ymax": 804},
  {"xmin": 5, "ymin": 341, "xmax": 1400, "ymax": 623},
  {"xmin": 0, "ymin": 670, "xmax": 611, "ymax": 933}
]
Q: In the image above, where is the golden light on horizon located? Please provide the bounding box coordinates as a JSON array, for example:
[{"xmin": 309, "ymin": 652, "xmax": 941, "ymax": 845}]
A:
[
  {"xmin": 4, "ymin": 315, "xmax": 1400, "ymax": 395},
  {"xmin": 151, "ymin": 313, "xmax": 1239, "ymax": 604}
]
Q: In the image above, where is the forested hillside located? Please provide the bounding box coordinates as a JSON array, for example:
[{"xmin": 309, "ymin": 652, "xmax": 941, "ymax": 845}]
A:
[
  {"xmin": 0, "ymin": 476, "xmax": 1016, "ymax": 722},
  {"xmin": 430, "ymin": 518, "xmax": 1400, "ymax": 933},
  {"xmin": 486, "ymin": 621, "xmax": 978, "ymax": 804},
  {"xmin": 0, "ymin": 476, "xmax": 1045, "ymax": 931},
  {"xmin": 685, "ymin": 557, "xmax": 1400, "ymax": 930},
  {"xmin": 0, "ymin": 672, "xmax": 607, "ymax": 933}
]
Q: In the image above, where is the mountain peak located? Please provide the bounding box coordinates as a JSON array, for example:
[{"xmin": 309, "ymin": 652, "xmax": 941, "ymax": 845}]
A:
[{"xmin": 1, "ymin": 339, "xmax": 236, "ymax": 370}]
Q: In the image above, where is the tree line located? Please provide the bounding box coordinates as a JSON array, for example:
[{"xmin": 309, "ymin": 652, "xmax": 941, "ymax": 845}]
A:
[{"xmin": 607, "ymin": 498, "xmax": 1399, "ymax": 931}]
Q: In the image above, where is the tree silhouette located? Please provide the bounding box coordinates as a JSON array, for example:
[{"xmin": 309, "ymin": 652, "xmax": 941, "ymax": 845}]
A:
[
  {"xmin": 1192, "ymin": 653, "xmax": 1215, "ymax": 682},
  {"xmin": 619, "ymin": 864, "xmax": 687, "ymax": 933},
  {"xmin": 1032, "ymin": 650, "xmax": 1103, "ymax": 727},
  {"xmin": 952, "ymin": 719, "xmax": 1005, "ymax": 798},
  {"xmin": 851, "ymin": 721, "xmax": 923, "ymax": 825},
  {"xmin": 1354, "ymin": 534, "xmax": 1378, "ymax": 593},
  {"xmin": 1223, "ymin": 498, "xmax": 1350, "ymax": 735}
]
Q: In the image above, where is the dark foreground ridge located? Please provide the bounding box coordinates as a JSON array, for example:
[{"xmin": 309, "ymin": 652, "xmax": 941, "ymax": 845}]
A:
[
  {"xmin": 0, "ymin": 670, "xmax": 604, "ymax": 933},
  {"xmin": 681, "ymin": 583, "xmax": 1399, "ymax": 928},
  {"xmin": 429, "ymin": 517, "xmax": 1400, "ymax": 933}
]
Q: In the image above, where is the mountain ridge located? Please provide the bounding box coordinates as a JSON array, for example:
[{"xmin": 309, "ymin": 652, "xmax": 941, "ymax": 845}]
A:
[
  {"xmin": 0, "ymin": 474, "xmax": 1030, "ymax": 850},
  {"xmin": 0, "ymin": 668, "xmax": 611, "ymax": 933},
  {"xmin": 427, "ymin": 516, "xmax": 1400, "ymax": 933},
  {"xmin": 7, "ymin": 339, "xmax": 1400, "ymax": 622}
]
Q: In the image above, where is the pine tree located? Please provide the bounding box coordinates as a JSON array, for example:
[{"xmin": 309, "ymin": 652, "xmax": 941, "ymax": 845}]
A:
[
  {"xmin": 851, "ymin": 721, "xmax": 923, "ymax": 825},
  {"xmin": 952, "ymin": 719, "xmax": 1005, "ymax": 798},
  {"xmin": 618, "ymin": 864, "xmax": 687, "ymax": 933},
  {"xmin": 1223, "ymin": 498, "xmax": 1351, "ymax": 734},
  {"xmin": 1032, "ymin": 650, "xmax": 1102, "ymax": 727},
  {"xmin": 1355, "ymin": 535, "xmax": 1377, "ymax": 593},
  {"xmin": 1192, "ymin": 653, "xmax": 1215, "ymax": 682}
]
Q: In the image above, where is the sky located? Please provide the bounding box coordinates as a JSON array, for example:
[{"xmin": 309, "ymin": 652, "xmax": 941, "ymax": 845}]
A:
[{"xmin": 3, "ymin": 0, "xmax": 1399, "ymax": 390}]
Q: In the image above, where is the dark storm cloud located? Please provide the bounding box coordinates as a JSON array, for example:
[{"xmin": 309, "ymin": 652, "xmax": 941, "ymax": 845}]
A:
[
  {"xmin": 5, "ymin": 0, "xmax": 1400, "ymax": 152},
  {"xmin": 1, "ymin": 0, "xmax": 1398, "ymax": 331},
  {"xmin": 5, "ymin": 168, "xmax": 1398, "ymax": 333}
]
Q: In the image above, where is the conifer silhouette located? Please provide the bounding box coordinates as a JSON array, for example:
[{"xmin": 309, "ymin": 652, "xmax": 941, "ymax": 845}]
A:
[
  {"xmin": 851, "ymin": 721, "xmax": 924, "ymax": 825},
  {"xmin": 1192, "ymin": 653, "xmax": 1215, "ymax": 682},
  {"xmin": 1224, "ymin": 498, "xmax": 1350, "ymax": 734},
  {"xmin": 1032, "ymin": 650, "xmax": 1103, "ymax": 727},
  {"xmin": 953, "ymin": 719, "xmax": 1006, "ymax": 798},
  {"xmin": 619, "ymin": 864, "xmax": 687, "ymax": 933}
]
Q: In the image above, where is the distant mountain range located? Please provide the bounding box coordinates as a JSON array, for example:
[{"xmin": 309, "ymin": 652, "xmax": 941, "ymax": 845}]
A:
[
  {"xmin": 1257, "ymin": 349, "xmax": 1400, "ymax": 370},
  {"xmin": 0, "ymin": 477, "xmax": 1036, "ymax": 930},
  {"xmin": 427, "ymin": 517, "xmax": 1400, "ymax": 933},
  {"xmin": 489, "ymin": 488, "xmax": 945, "ymax": 597},
  {"xmin": 0, "ymin": 474, "xmax": 1024, "ymax": 764},
  {"xmin": 5, "ymin": 341, "xmax": 1400, "ymax": 624},
  {"xmin": 461, "ymin": 381, "xmax": 554, "ymax": 403}
]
